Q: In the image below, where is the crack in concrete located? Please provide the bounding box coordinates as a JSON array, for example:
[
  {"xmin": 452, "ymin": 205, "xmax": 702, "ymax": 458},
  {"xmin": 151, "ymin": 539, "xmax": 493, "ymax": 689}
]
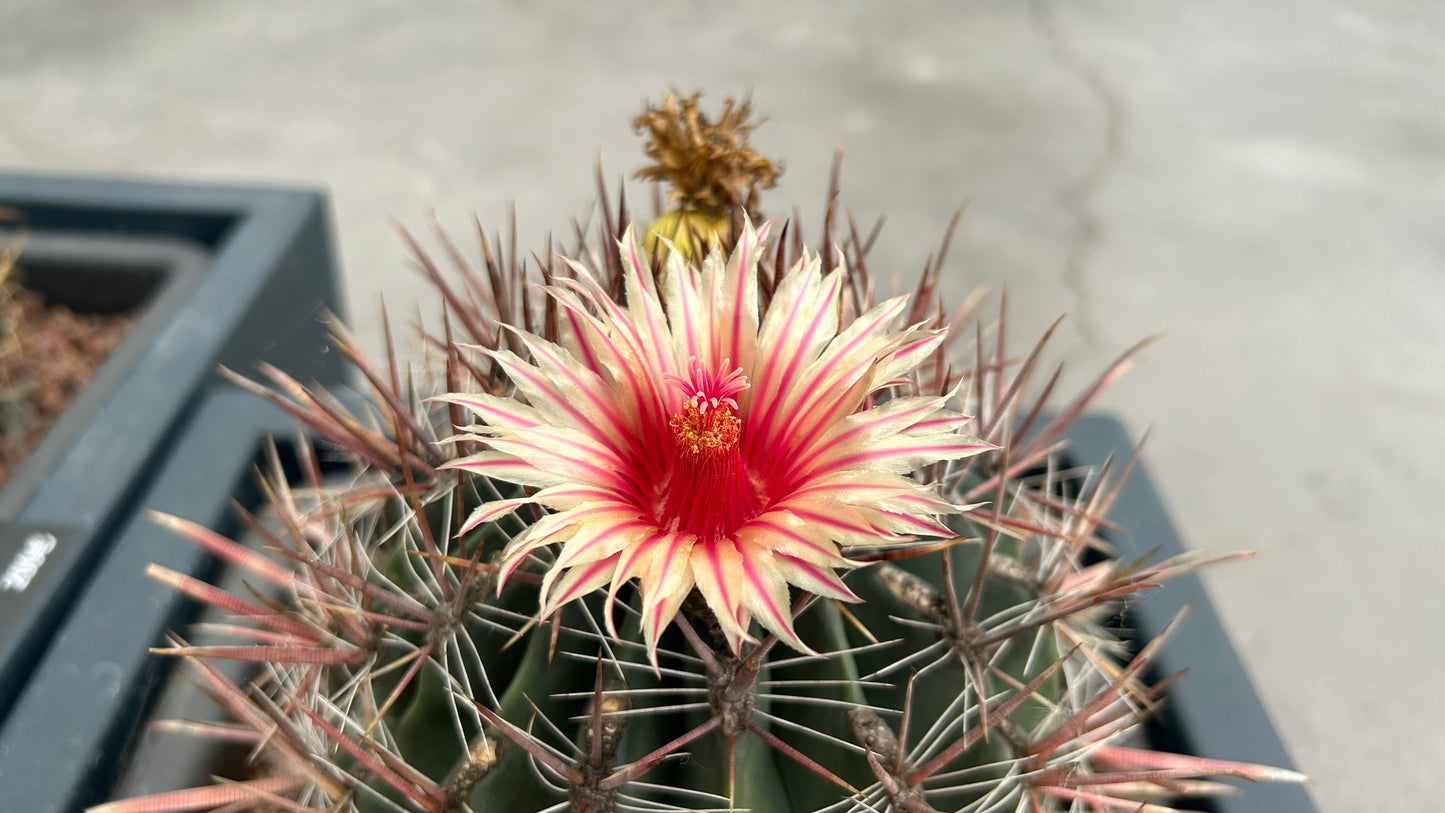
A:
[{"xmin": 1029, "ymin": 0, "xmax": 1127, "ymax": 349}]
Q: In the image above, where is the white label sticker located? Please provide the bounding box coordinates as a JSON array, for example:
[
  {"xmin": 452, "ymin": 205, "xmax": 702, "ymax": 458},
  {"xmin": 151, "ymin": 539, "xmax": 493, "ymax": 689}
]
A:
[{"xmin": 1, "ymin": 532, "xmax": 58, "ymax": 592}]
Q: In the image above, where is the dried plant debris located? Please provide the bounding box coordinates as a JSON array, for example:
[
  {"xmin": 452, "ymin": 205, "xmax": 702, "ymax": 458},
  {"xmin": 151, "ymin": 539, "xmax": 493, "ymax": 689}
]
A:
[
  {"xmin": 0, "ymin": 236, "xmax": 136, "ymax": 485},
  {"xmin": 633, "ymin": 91, "xmax": 781, "ymax": 215}
]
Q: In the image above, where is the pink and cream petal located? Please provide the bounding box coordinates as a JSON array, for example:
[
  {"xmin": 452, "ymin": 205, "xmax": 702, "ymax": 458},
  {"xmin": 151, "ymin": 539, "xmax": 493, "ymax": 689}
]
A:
[
  {"xmin": 496, "ymin": 510, "xmax": 586, "ymax": 583},
  {"xmin": 431, "ymin": 391, "xmax": 545, "ymax": 430},
  {"xmin": 637, "ymin": 534, "xmax": 698, "ymax": 660},
  {"xmin": 789, "ymin": 470, "xmax": 961, "ymax": 517},
  {"xmin": 540, "ymin": 557, "xmax": 620, "ymax": 618},
  {"xmin": 458, "ymin": 497, "xmax": 531, "ymax": 534},
  {"xmin": 746, "ymin": 258, "xmax": 843, "ymax": 442},
  {"xmin": 735, "ymin": 538, "xmax": 810, "ymax": 653},
  {"xmin": 501, "ymin": 330, "xmax": 631, "ymax": 439},
  {"xmin": 618, "ymin": 227, "xmax": 679, "ymax": 379},
  {"xmin": 459, "ymin": 484, "xmax": 624, "ymax": 535},
  {"xmin": 663, "ymin": 249, "xmax": 708, "ymax": 363},
  {"xmin": 876, "ymin": 329, "xmax": 949, "ymax": 385},
  {"xmin": 774, "ymin": 552, "xmax": 861, "ymax": 603},
  {"xmin": 771, "ymin": 500, "xmax": 915, "ymax": 546},
  {"xmin": 549, "ymin": 276, "xmax": 673, "ymax": 435},
  {"xmin": 707, "ymin": 218, "xmax": 767, "ymax": 376},
  {"xmin": 477, "ymin": 346, "xmax": 609, "ymax": 435},
  {"xmin": 818, "ymin": 430, "xmax": 994, "ymax": 476},
  {"xmin": 603, "ymin": 531, "xmax": 666, "ymax": 639},
  {"xmin": 481, "ymin": 428, "xmax": 631, "ymax": 492},
  {"xmin": 443, "ymin": 451, "xmax": 570, "ymax": 489},
  {"xmin": 770, "ymin": 394, "xmax": 955, "ymax": 483},
  {"xmin": 742, "ymin": 509, "xmax": 861, "ymax": 570},
  {"xmin": 547, "ymin": 512, "xmax": 652, "ymax": 581},
  {"xmin": 689, "ymin": 540, "xmax": 752, "ymax": 653}
]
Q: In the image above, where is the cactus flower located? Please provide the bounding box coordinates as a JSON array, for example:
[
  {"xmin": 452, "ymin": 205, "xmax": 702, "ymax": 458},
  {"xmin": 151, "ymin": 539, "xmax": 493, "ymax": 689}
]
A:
[{"xmin": 441, "ymin": 220, "xmax": 988, "ymax": 660}]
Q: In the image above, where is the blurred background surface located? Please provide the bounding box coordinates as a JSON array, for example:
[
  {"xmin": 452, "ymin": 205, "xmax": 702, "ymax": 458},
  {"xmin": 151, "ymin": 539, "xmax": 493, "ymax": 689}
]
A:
[{"xmin": 4, "ymin": 1, "xmax": 1443, "ymax": 807}]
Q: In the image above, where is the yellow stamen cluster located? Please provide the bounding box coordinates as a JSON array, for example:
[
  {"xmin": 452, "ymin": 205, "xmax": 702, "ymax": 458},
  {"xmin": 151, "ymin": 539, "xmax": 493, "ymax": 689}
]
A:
[{"xmin": 670, "ymin": 400, "xmax": 741, "ymax": 457}]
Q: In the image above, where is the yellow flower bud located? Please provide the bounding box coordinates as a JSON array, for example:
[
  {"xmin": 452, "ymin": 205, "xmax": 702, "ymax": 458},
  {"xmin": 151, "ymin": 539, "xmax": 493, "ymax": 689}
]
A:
[{"xmin": 643, "ymin": 209, "xmax": 731, "ymax": 265}]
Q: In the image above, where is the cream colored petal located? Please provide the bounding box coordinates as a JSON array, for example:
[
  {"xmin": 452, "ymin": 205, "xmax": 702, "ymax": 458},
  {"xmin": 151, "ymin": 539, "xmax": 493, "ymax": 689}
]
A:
[
  {"xmin": 443, "ymin": 451, "xmax": 568, "ymax": 489},
  {"xmin": 638, "ymin": 533, "xmax": 698, "ymax": 663},
  {"xmin": 689, "ymin": 539, "xmax": 752, "ymax": 654},
  {"xmin": 705, "ymin": 217, "xmax": 768, "ymax": 379},
  {"xmin": 732, "ymin": 536, "xmax": 811, "ymax": 653}
]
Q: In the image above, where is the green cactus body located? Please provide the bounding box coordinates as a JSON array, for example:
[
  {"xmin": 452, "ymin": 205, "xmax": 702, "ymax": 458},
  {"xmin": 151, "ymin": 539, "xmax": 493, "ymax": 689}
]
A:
[{"xmin": 102, "ymin": 98, "xmax": 1303, "ymax": 813}]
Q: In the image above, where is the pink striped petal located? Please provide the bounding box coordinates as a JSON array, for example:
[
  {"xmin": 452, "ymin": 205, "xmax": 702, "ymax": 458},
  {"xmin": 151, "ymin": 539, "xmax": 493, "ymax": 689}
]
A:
[
  {"xmin": 481, "ymin": 429, "xmax": 633, "ymax": 494},
  {"xmin": 746, "ymin": 258, "xmax": 842, "ymax": 447},
  {"xmin": 663, "ymin": 251, "xmax": 707, "ymax": 363},
  {"xmin": 459, "ymin": 485, "xmax": 621, "ymax": 534},
  {"xmin": 619, "ymin": 227, "xmax": 679, "ymax": 379},
  {"xmin": 707, "ymin": 217, "xmax": 767, "ymax": 378},
  {"xmin": 545, "ymin": 513, "xmax": 652, "ymax": 587},
  {"xmin": 504, "ymin": 330, "xmax": 630, "ymax": 437},
  {"xmin": 639, "ymin": 535, "xmax": 697, "ymax": 660},
  {"xmin": 735, "ymin": 537, "xmax": 810, "ymax": 653},
  {"xmin": 431, "ymin": 391, "xmax": 543, "ymax": 430},
  {"xmin": 689, "ymin": 539, "xmax": 752, "ymax": 653},
  {"xmin": 817, "ymin": 431, "xmax": 992, "ymax": 476},
  {"xmin": 774, "ymin": 552, "xmax": 860, "ymax": 602},
  {"xmin": 786, "ymin": 470, "xmax": 959, "ymax": 516},
  {"xmin": 443, "ymin": 451, "xmax": 568, "ymax": 489},
  {"xmin": 541, "ymin": 556, "xmax": 620, "ymax": 617}
]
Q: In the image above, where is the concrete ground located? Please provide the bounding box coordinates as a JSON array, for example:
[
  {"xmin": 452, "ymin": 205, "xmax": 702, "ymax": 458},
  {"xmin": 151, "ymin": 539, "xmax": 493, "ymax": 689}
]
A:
[{"xmin": 4, "ymin": 1, "xmax": 1442, "ymax": 808}]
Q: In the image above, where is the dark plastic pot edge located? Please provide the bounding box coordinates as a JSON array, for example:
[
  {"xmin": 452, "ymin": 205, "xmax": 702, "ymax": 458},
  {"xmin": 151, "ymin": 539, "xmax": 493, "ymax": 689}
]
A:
[
  {"xmin": 0, "ymin": 173, "xmax": 348, "ymax": 724},
  {"xmin": 0, "ymin": 388, "xmax": 305, "ymax": 813},
  {"xmin": 0, "ymin": 173, "xmax": 349, "ymax": 526},
  {"xmin": 1067, "ymin": 415, "xmax": 1317, "ymax": 812}
]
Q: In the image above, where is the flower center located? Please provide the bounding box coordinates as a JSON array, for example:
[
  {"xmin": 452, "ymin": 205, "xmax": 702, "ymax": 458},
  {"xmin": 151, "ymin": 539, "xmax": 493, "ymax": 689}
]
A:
[
  {"xmin": 672, "ymin": 399, "xmax": 742, "ymax": 458},
  {"xmin": 659, "ymin": 359, "xmax": 762, "ymax": 543}
]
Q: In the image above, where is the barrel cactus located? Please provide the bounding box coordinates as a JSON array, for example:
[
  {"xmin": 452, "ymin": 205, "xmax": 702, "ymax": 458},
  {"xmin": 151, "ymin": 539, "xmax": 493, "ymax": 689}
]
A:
[{"xmin": 95, "ymin": 93, "xmax": 1304, "ymax": 813}]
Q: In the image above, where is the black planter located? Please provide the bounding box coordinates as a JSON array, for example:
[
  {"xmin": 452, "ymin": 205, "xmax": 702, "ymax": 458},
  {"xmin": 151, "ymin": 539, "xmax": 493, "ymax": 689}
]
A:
[
  {"xmin": 0, "ymin": 175, "xmax": 347, "ymax": 730},
  {"xmin": 0, "ymin": 387, "xmax": 310, "ymax": 811}
]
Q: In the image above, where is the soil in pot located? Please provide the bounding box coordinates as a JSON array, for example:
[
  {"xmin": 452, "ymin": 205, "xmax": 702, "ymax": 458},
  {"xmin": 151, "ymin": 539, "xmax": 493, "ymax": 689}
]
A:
[{"xmin": 0, "ymin": 248, "xmax": 137, "ymax": 487}]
